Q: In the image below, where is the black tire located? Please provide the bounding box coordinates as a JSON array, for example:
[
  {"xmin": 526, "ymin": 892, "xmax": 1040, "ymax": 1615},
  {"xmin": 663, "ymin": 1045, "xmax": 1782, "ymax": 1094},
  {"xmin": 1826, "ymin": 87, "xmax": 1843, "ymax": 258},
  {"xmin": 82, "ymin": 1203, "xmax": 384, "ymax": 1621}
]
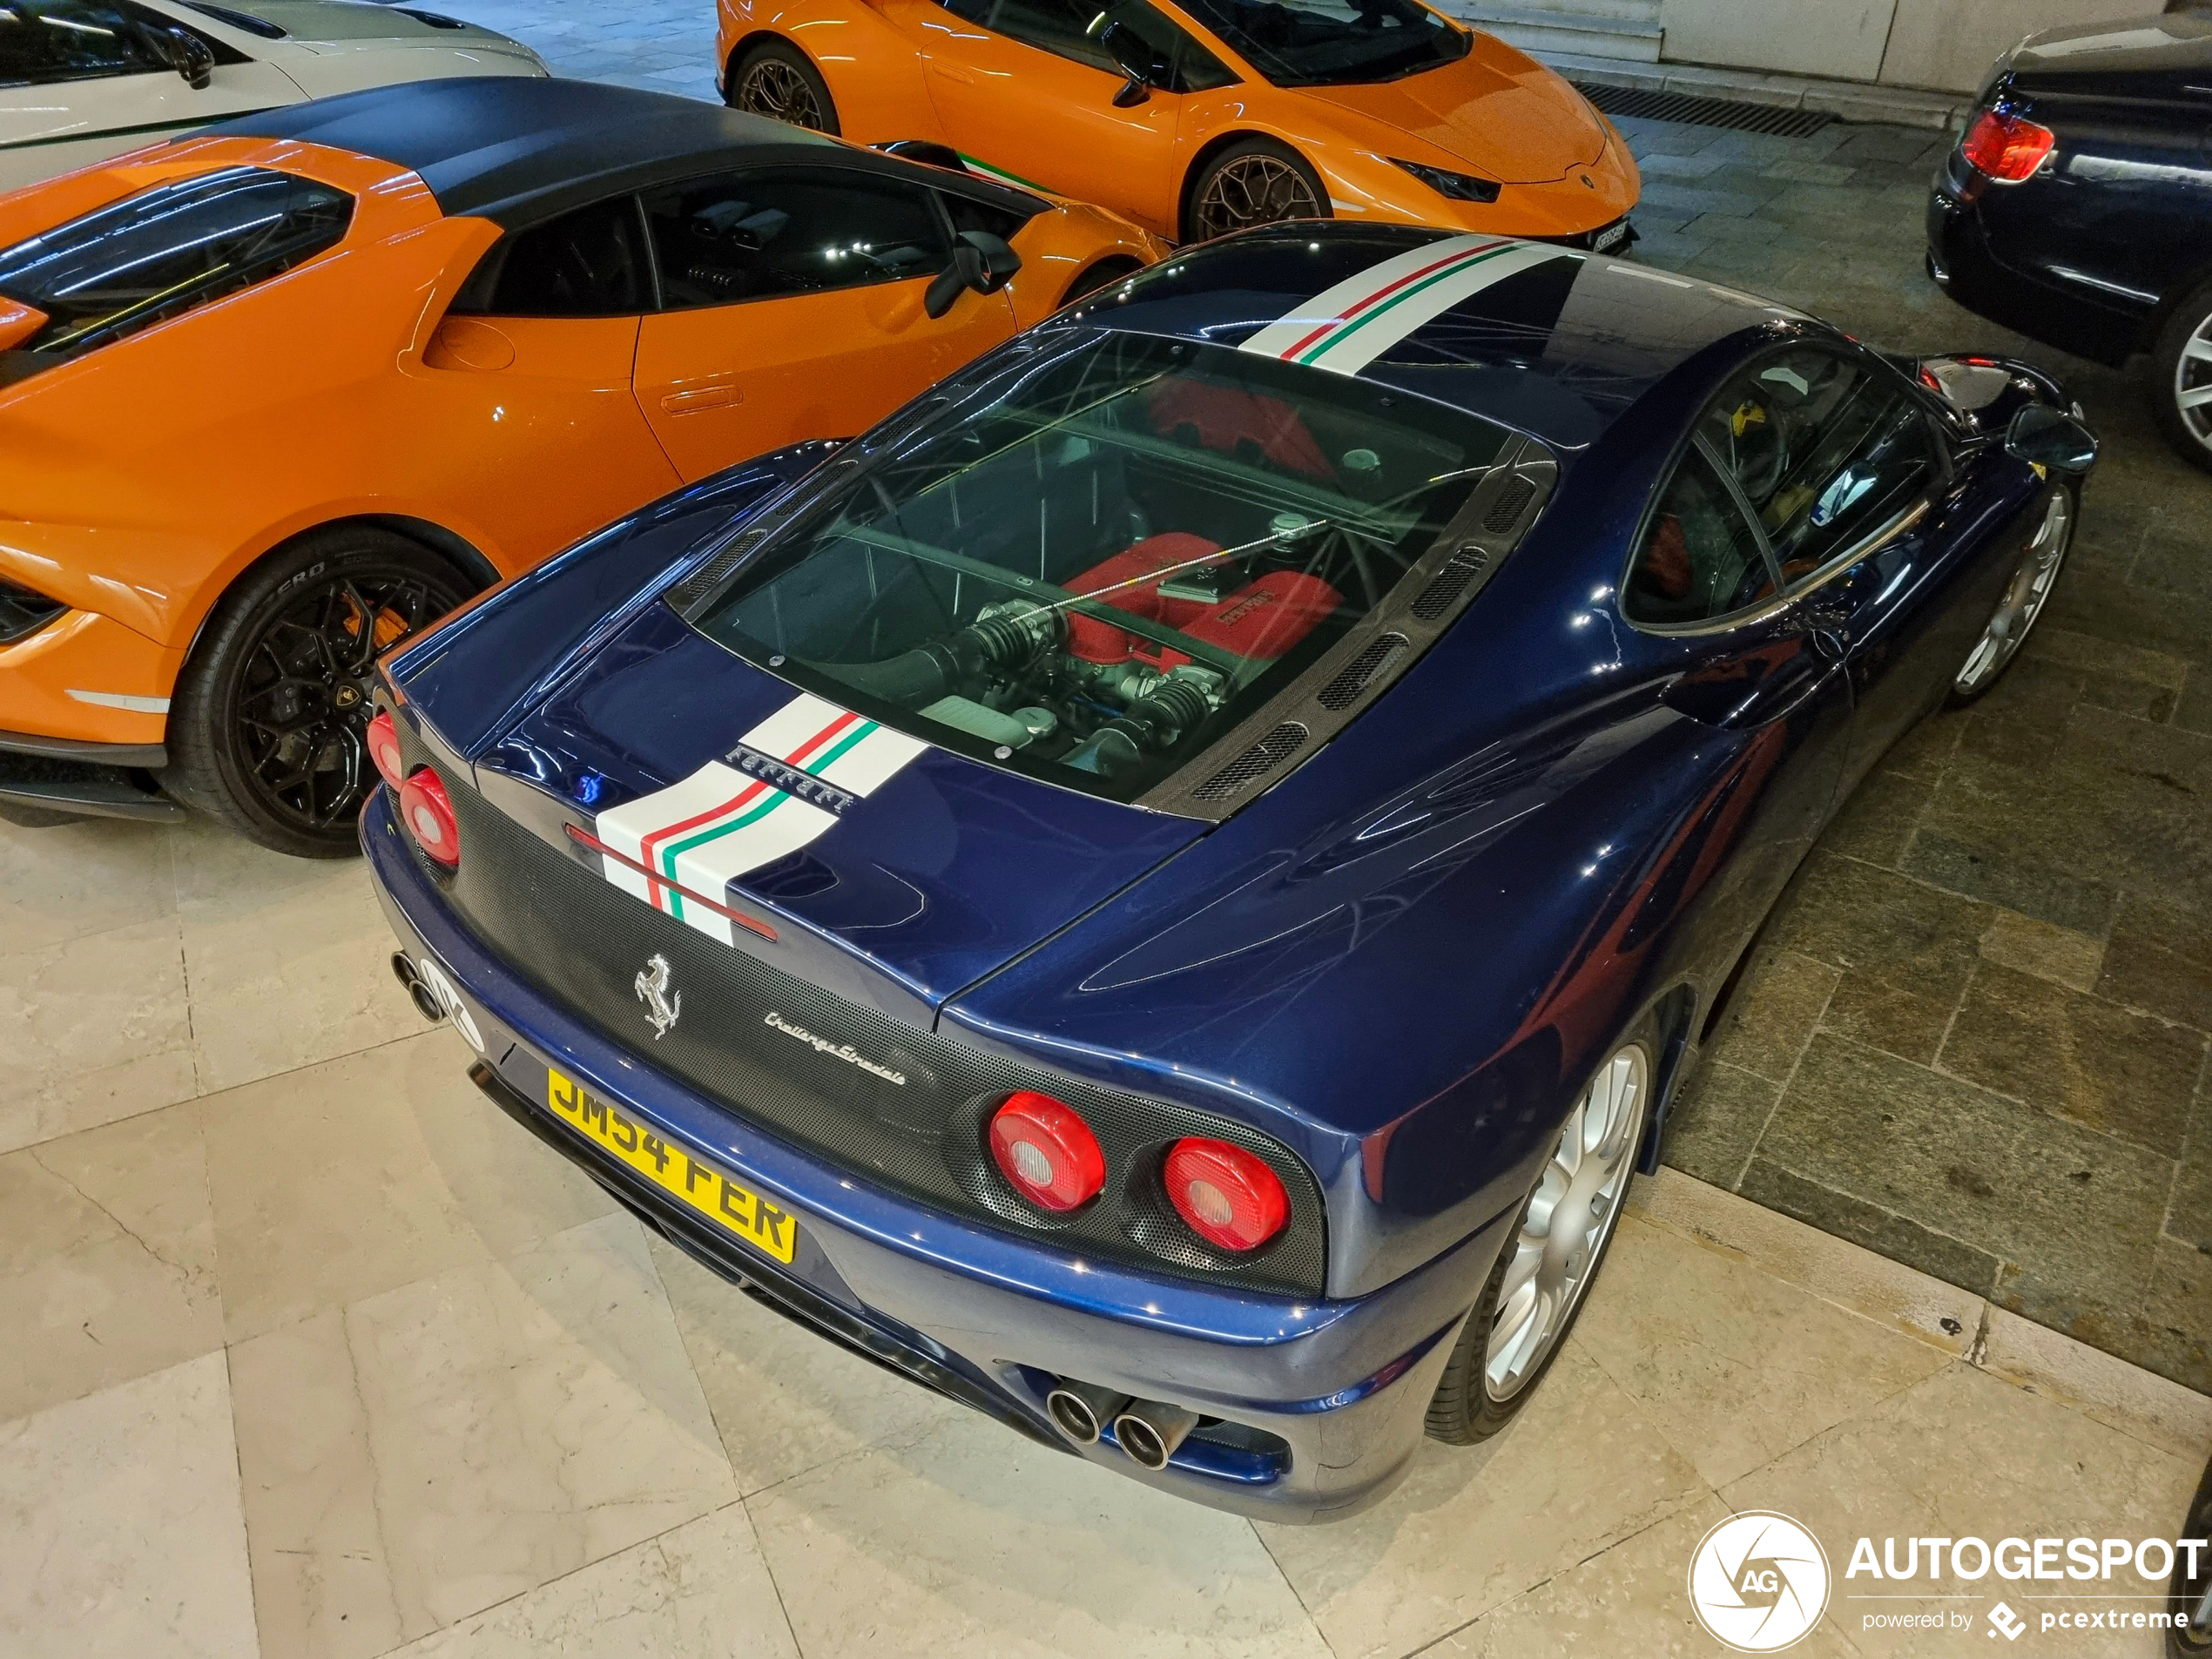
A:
[
  {"xmin": 2169, "ymin": 1455, "xmax": 2212, "ymax": 1656},
  {"xmin": 725, "ymin": 38, "xmax": 840, "ymax": 135},
  {"xmin": 1059, "ymin": 256, "xmax": 1143, "ymax": 309},
  {"xmin": 1426, "ymin": 1022, "xmax": 1656, "ymax": 1445},
  {"xmin": 1946, "ymin": 482, "xmax": 2075, "ymax": 706},
  {"xmin": 1184, "ymin": 137, "xmax": 1329, "ymax": 244},
  {"xmin": 2148, "ymin": 280, "xmax": 2212, "ymax": 476},
  {"xmin": 165, "ymin": 528, "xmax": 474, "ymax": 858}
]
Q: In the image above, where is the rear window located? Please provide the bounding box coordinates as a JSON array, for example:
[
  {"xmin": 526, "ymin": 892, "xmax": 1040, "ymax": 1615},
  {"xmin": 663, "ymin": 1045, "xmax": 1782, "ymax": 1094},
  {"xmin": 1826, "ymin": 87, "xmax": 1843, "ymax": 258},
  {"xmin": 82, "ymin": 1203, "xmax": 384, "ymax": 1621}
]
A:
[
  {"xmin": 0, "ymin": 165, "xmax": 353, "ymax": 384},
  {"xmin": 685, "ymin": 331, "xmax": 1515, "ymax": 806}
]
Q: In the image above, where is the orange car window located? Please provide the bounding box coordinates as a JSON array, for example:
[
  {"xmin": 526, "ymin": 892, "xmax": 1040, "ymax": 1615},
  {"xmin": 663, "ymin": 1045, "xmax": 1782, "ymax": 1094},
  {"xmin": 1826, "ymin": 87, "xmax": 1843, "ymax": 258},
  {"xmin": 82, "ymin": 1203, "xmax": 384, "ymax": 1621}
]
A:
[
  {"xmin": 940, "ymin": 0, "xmax": 1233, "ymax": 91},
  {"xmin": 1173, "ymin": 0, "xmax": 1467, "ymax": 88},
  {"xmin": 0, "ymin": 165, "xmax": 353, "ymax": 384},
  {"xmin": 642, "ymin": 168, "xmax": 948, "ymax": 309},
  {"xmin": 453, "ymin": 195, "xmax": 650, "ymax": 319}
]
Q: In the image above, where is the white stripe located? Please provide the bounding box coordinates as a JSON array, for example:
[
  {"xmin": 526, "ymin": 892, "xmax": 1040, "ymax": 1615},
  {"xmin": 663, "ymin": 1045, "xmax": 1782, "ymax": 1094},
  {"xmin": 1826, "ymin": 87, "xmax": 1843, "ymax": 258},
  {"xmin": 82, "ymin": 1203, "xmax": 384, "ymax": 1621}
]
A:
[
  {"xmin": 67, "ymin": 689, "xmax": 169, "ymax": 713},
  {"xmin": 813, "ymin": 725, "xmax": 926, "ymax": 796},
  {"xmin": 1241, "ymin": 238, "xmax": 1580, "ymax": 377}
]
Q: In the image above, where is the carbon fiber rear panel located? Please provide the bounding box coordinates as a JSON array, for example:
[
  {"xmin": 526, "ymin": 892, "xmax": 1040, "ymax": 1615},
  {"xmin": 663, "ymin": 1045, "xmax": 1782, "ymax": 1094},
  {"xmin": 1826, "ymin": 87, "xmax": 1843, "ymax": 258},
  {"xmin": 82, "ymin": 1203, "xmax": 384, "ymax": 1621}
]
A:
[{"xmin": 426, "ymin": 771, "xmax": 1327, "ymax": 1297}]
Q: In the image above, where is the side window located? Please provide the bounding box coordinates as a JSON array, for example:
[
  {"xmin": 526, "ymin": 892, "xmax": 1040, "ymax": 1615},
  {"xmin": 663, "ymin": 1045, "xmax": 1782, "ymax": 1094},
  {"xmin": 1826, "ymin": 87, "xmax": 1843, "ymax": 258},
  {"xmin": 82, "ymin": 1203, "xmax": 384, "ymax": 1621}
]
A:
[
  {"xmin": 0, "ymin": 0, "xmax": 172, "ymax": 85},
  {"xmin": 940, "ymin": 0, "xmax": 1232, "ymax": 89},
  {"xmin": 0, "ymin": 165, "xmax": 352, "ymax": 381},
  {"xmin": 1623, "ymin": 444, "xmax": 1777, "ymax": 627},
  {"xmin": 1698, "ymin": 347, "xmax": 1939, "ymax": 588},
  {"xmin": 643, "ymin": 169, "xmax": 948, "ymax": 308},
  {"xmin": 459, "ymin": 196, "xmax": 648, "ymax": 318}
]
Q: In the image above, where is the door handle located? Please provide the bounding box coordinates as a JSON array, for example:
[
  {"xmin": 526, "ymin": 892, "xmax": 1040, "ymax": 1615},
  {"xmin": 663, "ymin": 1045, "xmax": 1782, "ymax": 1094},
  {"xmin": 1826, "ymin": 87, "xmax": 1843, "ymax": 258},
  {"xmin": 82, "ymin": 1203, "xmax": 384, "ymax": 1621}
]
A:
[
  {"xmin": 928, "ymin": 61, "xmax": 974, "ymax": 84},
  {"xmin": 1808, "ymin": 627, "xmax": 1846, "ymax": 663},
  {"xmin": 659, "ymin": 385, "xmax": 741, "ymax": 415}
]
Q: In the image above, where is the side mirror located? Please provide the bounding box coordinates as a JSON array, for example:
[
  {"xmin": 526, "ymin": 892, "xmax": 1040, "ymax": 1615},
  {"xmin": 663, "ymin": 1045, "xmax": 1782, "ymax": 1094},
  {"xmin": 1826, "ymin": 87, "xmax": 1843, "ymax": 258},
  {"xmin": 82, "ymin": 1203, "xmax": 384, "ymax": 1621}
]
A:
[
  {"xmin": 160, "ymin": 25, "xmax": 216, "ymax": 89},
  {"xmin": 2004, "ymin": 403, "xmax": 2098, "ymax": 474},
  {"xmin": 923, "ymin": 230, "xmax": 1022, "ymax": 320},
  {"xmin": 1098, "ymin": 21, "xmax": 1162, "ymax": 108}
]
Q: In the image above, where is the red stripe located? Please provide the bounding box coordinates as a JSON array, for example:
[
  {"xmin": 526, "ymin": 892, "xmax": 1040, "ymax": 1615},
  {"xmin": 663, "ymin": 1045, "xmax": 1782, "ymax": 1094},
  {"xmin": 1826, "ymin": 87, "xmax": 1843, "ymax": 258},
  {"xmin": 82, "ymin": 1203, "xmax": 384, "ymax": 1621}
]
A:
[
  {"xmin": 635, "ymin": 709, "xmax": 860, "ymax": 913},
  {"xmin": 1273, "ymin": 239, "xmax": 1509, "ymax": 361},
  {"xmin": 567, "ymin": 826, "xmax": 779, "ymax": 941}
]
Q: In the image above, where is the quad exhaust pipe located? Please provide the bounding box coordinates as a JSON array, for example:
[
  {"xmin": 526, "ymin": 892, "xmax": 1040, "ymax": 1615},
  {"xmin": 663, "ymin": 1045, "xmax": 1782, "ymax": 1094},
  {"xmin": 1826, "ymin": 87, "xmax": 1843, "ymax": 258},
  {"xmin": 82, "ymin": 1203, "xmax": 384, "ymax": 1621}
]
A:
[
  {"xmin": 1112, "ymin": 1399, "xmax": 1200, "ymax": 1471},
  {"xmin": 390, "ymin": 951, "xmax": 444, "ymax": 1023},
  {"xmin": 1045, "ymin": 1379, "xmax": 1200, "ymax": 1470},
  {"xmin": 1044, "ymin": 1380, "xmax": 1130, "ymax": 1445}
]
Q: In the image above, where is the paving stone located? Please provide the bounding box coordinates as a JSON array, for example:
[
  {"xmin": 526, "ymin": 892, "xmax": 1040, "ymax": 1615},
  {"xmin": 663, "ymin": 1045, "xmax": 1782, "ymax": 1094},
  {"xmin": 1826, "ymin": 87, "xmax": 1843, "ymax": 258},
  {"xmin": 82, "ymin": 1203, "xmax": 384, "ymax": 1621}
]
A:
[
  {"xmin": 1707, "ymin": 948, "xmax": 1838, "ymax": 1083},
  {"xmin": 1899, "ymin": 828, "xmax": 2116, "ymax": 935},
  {"xmin": 1939, "ymin": 961, "xmax": 2207, "ymax": 1150},
  {"xmin": 1764, "ymin": 854, "xmax": 1987, "ymax": 1063},
  {"xmin": 1976, "ymin": 909, "xmax": 2105, "ymax": 993},
  {"xmin": 1999, "ymin": 1232, "xmax": 2211, "ymax": 1396},
  {"xmin": 1736, "ymin": 1158, "xmax": 2003, "ymax": 1298},
  {"xmin": 1817, "ymin": 765, "xmax": 1931, "ymax": 870},
  {"xmin": 1660, "ymin": 1059, "xmax": 1777, "ymax": 1190},
  {"xmin": 1757, "ymin": 1034, "xmax": 2175, "ymax": 1319},
  {"xmin": 2094, "ymin": 891, "xmax": 2212, "ymax": 1031},
  {"xmin": 2172, "ymin": 1081, "xmax": 2212, "ymax": 1254}
]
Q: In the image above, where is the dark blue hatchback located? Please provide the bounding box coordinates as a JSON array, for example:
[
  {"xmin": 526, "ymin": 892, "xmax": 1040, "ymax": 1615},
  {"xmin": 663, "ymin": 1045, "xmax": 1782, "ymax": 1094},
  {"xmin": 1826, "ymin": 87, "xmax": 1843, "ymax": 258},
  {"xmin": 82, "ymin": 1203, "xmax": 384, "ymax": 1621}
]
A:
[{"xmin": 365, "ymin": 224, "xmax": 2098, "ymax": 1519}]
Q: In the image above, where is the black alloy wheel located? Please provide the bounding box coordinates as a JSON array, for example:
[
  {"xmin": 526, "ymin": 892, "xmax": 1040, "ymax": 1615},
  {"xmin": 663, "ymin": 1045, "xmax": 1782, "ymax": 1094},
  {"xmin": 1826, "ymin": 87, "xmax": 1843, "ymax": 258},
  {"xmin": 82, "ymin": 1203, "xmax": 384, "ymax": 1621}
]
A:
[
  {"xmin": 727, "ymin": 40, "xmax": 840, "ymax": 135},
  {"xmin": 165, "ymin": 528, "xmax": 473, "ymax": 857},
  {"xmin": 1186, "ymin": 138, "xmax": 1329, "ymax": 242}
]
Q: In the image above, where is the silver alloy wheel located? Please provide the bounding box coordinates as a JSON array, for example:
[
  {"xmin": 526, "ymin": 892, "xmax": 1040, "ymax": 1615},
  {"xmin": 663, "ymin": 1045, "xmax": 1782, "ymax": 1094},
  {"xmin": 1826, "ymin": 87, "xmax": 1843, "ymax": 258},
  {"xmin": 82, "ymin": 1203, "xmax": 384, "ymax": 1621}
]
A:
[
  {"xmin": 1192, "ymin": 153, "xmax": 1323, "ymax": 240},
  {"xmin": 1484, "ymin": 1042, "xmax": 1649, "ymax": 1402},
  {"xmin": 1954, "ymin": 489, "xmax": 2072, "ymax": 696},
  {"xmin": 734, "ymin": 58, "xmax": 826, "ymax": 130},
  {"xmin": 2173, "ymin": 311, "xmax": 2212, "ymax": 453}
]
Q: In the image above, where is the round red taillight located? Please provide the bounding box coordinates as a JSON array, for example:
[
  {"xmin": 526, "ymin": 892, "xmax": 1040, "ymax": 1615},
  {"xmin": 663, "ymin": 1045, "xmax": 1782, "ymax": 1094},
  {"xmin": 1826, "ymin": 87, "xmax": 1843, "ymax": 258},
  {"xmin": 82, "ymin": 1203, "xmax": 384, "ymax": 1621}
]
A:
[
  {"xmin": 1960, "ymin": 108, "xmax": 2054, "ymax": 183},
  {"xmin": 988, "ymin": 1091, "xmax": 1105, "ymax": 1212},
  {"xmin": 367, "ymin": 710, "xmax": 405, "ymax": 791},
  {"xmin": 398, "ymin": 766, "xmax": 460, "ymax": 867},
  {"xmin": 1163, "ymin": 1138, "xmax": 1287, "ymax": 1252}
]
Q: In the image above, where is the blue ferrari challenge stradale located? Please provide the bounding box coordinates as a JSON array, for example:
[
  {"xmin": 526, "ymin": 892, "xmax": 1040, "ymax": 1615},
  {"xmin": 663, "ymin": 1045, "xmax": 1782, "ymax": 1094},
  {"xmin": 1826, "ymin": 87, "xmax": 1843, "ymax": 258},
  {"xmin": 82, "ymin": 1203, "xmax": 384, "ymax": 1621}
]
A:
[{"xmin": 363, "ymin": 223, "xmax": 2099, "ymax": 1521}]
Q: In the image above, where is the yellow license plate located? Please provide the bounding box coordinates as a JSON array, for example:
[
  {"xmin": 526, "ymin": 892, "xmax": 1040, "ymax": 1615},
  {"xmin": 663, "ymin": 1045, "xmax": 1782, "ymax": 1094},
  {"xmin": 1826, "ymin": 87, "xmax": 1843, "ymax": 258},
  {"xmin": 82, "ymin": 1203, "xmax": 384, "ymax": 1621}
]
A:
[{"xmin": 547, "ymin": 1066, "xmax": 798, "ymax": 1264}]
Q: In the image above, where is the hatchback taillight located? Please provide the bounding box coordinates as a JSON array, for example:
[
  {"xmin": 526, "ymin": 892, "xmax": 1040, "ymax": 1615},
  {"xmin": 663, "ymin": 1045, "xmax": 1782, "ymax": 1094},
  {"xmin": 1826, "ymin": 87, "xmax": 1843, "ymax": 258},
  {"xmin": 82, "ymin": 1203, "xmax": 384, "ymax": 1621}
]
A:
[
  {"xmin": 1163, "ymin": 1138, "xmax": 1287, "ymax": 1252},
  {"xmin": 1960, "ymin": 108, "xmax": 2054, "ymax": 183},
  {"xmin": 398, "ymin": 766, "xmax": 460, "ymax": 867},
  {"xmin": 988, "ymin": 1091, "xmax": 1105, "ymax": 1211},
  {"xmin": 367, "ymin": 711, "xmax": 405, "ymax": 790}
]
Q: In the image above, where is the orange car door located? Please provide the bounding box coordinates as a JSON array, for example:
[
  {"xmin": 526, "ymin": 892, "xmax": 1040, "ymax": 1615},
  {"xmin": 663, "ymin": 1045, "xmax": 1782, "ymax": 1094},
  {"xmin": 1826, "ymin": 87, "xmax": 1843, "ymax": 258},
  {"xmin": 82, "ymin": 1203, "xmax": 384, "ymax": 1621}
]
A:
[
  {"xmin": 914, "ymin": 0, "xmax": 1220, "ymax": 236},
  {"xmin": 410, "ymin": 195, "xmax": 681, "ymax": 567},
  {"xmin": 632, "ymin": 165, "xmax": 1015, "ymax": 483}
]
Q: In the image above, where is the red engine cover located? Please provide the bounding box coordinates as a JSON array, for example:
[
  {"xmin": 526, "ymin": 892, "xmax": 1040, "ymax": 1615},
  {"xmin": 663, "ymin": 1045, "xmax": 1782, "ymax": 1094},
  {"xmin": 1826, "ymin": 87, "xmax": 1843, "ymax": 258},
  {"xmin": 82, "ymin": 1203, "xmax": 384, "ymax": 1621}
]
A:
[{"xmin": 1066, "ymin": 535, "xmax": 1340, "ymax": 669}]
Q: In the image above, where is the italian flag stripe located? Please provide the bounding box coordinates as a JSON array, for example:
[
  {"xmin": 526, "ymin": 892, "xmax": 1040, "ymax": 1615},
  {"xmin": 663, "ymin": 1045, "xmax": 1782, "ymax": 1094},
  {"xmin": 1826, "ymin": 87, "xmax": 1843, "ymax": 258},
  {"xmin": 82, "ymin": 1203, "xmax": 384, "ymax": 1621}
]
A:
[{"xmin": 590, "ymin": 693, "xmax": 927, "ymax": 947}]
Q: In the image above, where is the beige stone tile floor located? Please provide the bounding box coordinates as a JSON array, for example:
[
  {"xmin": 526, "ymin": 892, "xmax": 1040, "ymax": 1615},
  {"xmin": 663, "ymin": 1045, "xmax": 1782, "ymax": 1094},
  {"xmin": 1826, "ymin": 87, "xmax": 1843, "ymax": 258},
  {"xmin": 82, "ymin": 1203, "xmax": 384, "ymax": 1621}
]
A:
[{"xmin": 3, "ymin": 818, "xmax": 2209, "ymax": 1658}]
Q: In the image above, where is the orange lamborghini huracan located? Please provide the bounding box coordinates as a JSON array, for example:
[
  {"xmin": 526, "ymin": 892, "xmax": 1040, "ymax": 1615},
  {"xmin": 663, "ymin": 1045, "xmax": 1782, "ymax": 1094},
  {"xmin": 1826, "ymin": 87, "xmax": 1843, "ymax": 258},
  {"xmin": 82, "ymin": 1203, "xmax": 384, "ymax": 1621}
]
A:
[
  {"xmin": 0, "ymin": 77, "xmax": 1160, "ymax": 853},
  {"xmin": 716, "ymin": 0, "xmax": 1639, "ymax": 248}
]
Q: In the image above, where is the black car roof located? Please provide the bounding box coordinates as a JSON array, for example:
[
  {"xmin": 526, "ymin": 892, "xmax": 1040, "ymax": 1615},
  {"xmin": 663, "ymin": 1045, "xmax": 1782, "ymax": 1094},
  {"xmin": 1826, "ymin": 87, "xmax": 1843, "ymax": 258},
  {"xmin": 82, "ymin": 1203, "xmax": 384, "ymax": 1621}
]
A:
[
  {"xmin": 1058, "ymin": 224, "xmax": 1801, "ymax": 454},
  {"xmin": 213, "ymin": 76, "xmax": 1048, "ymax": 228}
]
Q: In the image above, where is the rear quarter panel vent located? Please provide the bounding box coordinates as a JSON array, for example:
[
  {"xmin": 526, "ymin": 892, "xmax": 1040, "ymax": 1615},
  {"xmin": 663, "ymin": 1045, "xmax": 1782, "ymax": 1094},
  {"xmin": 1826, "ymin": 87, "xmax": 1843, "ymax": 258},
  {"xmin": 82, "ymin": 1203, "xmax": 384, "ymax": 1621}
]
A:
[{"xmin": 1193, "ymin": 723, "xmax": 1309, "ymax": 800}]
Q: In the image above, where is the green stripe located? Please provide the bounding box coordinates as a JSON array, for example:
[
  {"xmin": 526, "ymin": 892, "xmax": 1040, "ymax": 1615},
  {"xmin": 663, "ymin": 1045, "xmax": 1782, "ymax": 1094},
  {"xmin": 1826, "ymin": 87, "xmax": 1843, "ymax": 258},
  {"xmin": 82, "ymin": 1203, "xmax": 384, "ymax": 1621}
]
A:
[
  {"xmin": 804, "ymin": 718, "xmax": 876, "ymax": 778},
  {"xmin": 1294, "ymin": 245, "xmax": 1520, "ymax": 366},
  {"xmin": 958, "ymin": 152, "xmax": 1049, "ymax": 193}
]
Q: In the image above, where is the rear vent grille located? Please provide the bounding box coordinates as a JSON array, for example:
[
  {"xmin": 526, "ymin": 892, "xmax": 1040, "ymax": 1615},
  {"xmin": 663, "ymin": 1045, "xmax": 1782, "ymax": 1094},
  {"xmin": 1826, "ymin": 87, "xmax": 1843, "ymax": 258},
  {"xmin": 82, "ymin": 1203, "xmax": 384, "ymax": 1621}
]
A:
[
  {"xmin": 1483, "ymin": 477, "xmax": 1537, "ymax": 535},
  {"xmin": 1317, "ymin": 634, "xmax": 1408, "ymax": 711},
  {"xmin": 1572, "ymin": 81, "xmax": 1835, "ymax": 138},
  {"xmin": 666, "ymin": 528, "xmax": 769, "ymax": 610},
  {"xmin": 1411, "ymin": 546, "xmax": 1492, "ymax": 621},
  {"xmin": 1193, "ymin": 723, "xmax": 1308, "ymax": 800}
]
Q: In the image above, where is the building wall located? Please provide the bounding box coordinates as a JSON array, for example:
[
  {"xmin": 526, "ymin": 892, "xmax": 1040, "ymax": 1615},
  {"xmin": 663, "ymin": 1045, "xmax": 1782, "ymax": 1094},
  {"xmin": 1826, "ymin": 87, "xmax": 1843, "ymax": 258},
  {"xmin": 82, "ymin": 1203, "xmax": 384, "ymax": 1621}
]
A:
[{"xmin": 1656, "ymin": 0, "xmax": 2161, "ymax": 90}]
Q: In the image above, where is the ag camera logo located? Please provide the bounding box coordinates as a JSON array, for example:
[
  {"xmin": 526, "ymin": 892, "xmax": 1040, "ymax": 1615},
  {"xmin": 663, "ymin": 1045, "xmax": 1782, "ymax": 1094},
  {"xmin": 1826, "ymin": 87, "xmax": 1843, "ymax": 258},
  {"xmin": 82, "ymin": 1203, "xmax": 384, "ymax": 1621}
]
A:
[{"xmin": 1689, "ymin": 1511, "xmax": 1831, "ymax": 1651}]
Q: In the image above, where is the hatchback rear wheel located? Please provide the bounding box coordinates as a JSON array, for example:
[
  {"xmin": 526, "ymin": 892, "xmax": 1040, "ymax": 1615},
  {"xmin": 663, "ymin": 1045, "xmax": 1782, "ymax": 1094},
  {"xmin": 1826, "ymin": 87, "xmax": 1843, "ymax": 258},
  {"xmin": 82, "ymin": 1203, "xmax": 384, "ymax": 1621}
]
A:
[
  {"xmin": 1426, "ymin": 1031, "xmax": 1653, "ymax": 1443},
  {"xmin": 165, "ymin": 528, "xmax": 473, "ymax": 857}
]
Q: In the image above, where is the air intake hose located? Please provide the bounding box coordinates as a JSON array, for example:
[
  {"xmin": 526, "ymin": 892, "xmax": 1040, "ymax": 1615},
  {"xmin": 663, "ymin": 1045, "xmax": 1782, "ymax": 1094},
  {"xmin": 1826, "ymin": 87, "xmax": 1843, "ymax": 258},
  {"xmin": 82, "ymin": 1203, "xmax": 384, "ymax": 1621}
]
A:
[
  {"xmin": 817, "ymin": 599, "xmax": 1062, "ymax": 707},
  {"xmin": 1065, "ymin": 675, "xmax": 1212, "ymax": 779}
]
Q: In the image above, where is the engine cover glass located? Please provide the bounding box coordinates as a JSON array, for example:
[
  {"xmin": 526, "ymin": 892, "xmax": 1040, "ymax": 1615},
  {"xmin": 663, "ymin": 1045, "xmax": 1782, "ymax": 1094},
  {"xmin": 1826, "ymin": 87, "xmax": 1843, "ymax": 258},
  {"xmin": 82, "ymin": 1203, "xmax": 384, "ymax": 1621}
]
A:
[{"xmin": 686, "ymin": 332, "xmax": 1513, "ymax": 806}]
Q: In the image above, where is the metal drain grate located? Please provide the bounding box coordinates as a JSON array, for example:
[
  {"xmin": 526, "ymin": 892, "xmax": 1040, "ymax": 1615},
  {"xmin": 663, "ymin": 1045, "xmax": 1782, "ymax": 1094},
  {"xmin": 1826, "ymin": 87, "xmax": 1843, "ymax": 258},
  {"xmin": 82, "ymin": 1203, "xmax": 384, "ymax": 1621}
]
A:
[{"xmin": 1573, "ymin": 81, "xmax": 1834, "ymax": 138}]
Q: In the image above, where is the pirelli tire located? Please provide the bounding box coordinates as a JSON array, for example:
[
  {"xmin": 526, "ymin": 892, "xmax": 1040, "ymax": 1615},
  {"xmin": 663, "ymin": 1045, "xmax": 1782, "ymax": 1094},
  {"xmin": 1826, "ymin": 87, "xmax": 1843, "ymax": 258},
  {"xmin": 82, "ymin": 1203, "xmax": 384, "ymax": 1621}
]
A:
[{"xmin": 165, "ymin": 528, "xmax": 474, "ymax": 858}]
